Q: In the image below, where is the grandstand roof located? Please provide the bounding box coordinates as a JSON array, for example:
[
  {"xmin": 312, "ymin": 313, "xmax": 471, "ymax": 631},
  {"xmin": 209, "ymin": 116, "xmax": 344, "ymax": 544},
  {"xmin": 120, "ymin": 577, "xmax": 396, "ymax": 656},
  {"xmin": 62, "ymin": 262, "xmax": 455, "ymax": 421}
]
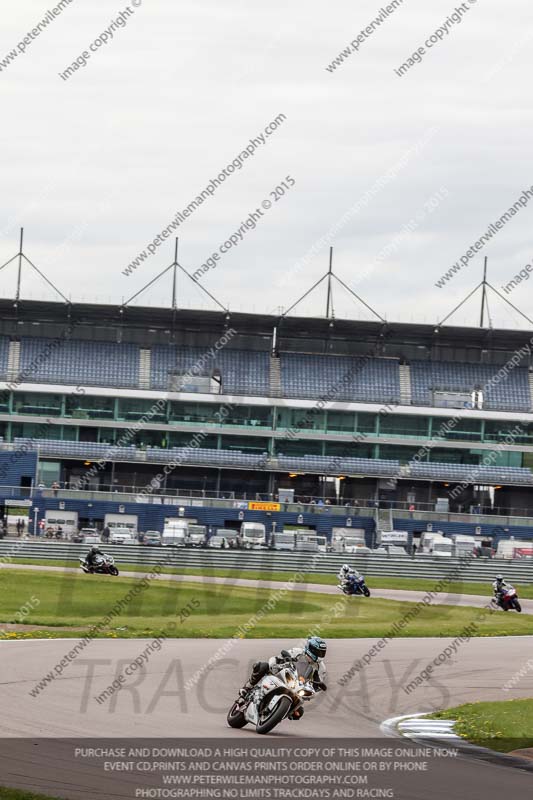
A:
[{"xmin": 0, "ymin": 297, "xmax": 531, "ymax": 359}]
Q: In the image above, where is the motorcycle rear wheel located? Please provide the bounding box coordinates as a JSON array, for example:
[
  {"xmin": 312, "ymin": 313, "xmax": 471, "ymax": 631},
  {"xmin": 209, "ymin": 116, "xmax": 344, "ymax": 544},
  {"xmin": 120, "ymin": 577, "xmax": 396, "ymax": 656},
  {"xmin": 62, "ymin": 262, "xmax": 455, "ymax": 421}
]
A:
[
  {"xmin": 227, "ymin": 702, "xmax": 248, "ymax": 728},
  {"xmin": 256, "ymin": 695, "xmax": 292, "ymax": 734}
]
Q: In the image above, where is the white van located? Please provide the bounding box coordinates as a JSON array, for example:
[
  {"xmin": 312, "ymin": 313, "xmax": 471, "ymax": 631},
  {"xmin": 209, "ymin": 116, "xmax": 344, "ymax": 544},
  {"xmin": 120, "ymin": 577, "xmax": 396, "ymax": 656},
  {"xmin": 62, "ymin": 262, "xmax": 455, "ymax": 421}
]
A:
[
  {"xmin": 240, "ymin": 522, "xmax": 266, "ymax": 548},
  {"xmin": 110, "ymin": 527, "xmax": 137, "ymax": 545},
  {"xmin": 162, "ymin": 519, "xmax": 188, "ymax": 547}
]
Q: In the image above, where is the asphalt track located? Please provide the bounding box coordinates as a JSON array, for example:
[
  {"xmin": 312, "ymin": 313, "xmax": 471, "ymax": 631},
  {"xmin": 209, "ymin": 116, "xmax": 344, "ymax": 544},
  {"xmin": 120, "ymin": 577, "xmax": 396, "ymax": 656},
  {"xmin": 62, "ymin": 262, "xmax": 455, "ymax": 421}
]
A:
[
  {"xmin": 3, "ymin": 561, "xmax": 533, "ymax": 614},
  {"xmin": 0, "ymin": 637, "xmax": 532, "ymax": 797},
  {"xmin": 0, "ymin": 564, "xmax": 532, "ymax": 797}
]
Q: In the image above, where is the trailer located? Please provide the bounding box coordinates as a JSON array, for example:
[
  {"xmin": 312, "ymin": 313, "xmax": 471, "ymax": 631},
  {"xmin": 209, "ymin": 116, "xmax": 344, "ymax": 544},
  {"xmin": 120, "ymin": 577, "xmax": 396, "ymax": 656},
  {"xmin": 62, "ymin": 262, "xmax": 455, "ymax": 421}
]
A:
[
  {"xmin": 295, "ymin": 532, "xmax": 327, "ymax": 553},
  {"xmin": 330, "ymin": 527, "xmax": 366, "ymax": 553},
  {"xmin": 272, "ymin": 531, "xmax": 296, "ymax": 551}
]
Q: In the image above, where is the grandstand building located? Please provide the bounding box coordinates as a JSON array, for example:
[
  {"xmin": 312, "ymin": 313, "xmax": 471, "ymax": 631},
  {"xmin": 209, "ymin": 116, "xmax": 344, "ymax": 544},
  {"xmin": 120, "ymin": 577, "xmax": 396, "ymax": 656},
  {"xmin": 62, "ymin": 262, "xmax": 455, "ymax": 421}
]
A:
[{"xmin": 1, "ymin": 296, "xmax": 533, "ymax": 541}]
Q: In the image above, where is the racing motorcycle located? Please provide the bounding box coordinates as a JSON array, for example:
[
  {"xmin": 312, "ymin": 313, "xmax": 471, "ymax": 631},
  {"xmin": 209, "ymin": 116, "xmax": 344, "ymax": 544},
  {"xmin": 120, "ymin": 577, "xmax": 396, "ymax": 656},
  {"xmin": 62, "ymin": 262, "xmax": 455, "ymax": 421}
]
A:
[
  {"xmin": 338, "ymin": 574, "xmax": 371, "ymax": 597},
  {"xmin": 79, "ymin": 553, "xmax": 119, "ymax": 576},
  {"xmin": 227, "ymin": 655, "xmax": 318, "ymax": 735},
  {"xmin": 492, "ymin": 585, "xmax": 521, "ymax": 612}
]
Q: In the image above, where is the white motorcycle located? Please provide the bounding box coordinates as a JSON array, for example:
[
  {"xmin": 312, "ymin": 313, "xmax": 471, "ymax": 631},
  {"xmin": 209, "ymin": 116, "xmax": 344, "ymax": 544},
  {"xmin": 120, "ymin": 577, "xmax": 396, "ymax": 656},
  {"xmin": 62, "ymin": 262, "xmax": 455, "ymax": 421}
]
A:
[{"xmin": 227, "ymin": 656, "xmax": 318, "ymax": 734}]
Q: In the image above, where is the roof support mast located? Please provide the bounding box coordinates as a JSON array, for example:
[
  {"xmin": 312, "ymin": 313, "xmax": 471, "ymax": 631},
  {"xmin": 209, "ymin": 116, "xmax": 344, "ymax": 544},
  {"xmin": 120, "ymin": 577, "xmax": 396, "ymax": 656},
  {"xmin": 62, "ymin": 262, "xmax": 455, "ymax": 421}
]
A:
[
  {"xmin": 438, "ymin": 258, "xmax": 533, "ymax": 328},
  {"xmin": 480, "ymin": 256, "xmax": 488, "ymax": 328},
  {"xmin": 15, "ymin": 228, "xmax": 23, "ymax": 303},
  {"xmin": 325, "ymin": 246, "xmax": 333, "ymax": 319}
]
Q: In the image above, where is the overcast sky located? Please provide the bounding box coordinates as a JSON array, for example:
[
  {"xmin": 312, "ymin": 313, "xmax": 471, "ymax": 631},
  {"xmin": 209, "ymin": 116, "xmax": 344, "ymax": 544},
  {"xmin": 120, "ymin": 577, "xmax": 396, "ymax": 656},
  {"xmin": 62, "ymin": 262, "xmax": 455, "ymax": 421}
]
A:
[{"xmin": 1, "ymin": 0, "xmax": 532, "ymax": 328}]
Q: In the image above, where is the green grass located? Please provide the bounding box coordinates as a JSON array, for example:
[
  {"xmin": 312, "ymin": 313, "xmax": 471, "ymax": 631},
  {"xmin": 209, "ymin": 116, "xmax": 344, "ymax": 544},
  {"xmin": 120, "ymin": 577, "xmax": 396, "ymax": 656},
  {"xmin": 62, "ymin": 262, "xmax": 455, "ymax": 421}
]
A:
[
  {"xmin": 8, "ymin": 557, "xmax": 533, "ymax": 597},
  {"xmin": 430, "ymin": 699, "xmax": 533, "ymax": 753},
  {"xmin": 0, "ymin": 568, "xmax": 532, "ymax": 640},
  {"xmin": 0, "ymin": 789, "xmax": 60, "ymax": 800}
]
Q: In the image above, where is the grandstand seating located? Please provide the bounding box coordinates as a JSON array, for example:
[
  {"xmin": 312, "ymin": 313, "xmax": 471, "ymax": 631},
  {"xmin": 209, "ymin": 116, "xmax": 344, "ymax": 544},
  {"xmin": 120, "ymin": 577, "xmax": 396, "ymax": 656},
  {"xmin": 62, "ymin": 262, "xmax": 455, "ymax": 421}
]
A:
[
  {"xmin": 409, "ymin": 460, "xmax": 533, "ymax": 485},
  {"xmin": 411, "ymin": 360, "xmax": 531, "ymax": 411},
  {"xmin": 0, "ymin": 337, "xmax": 9, "ymax": 376},
  {"xmin": 150, "ymin": 346, "xmax": 270, "ymax": 395},
  {"xmin": 11, "ymin": 437, "xmax": 532, "ymax": 486},
  {"xmin": 276, "ymin": 454, "xmax": 400, "ymax": 477},
  {"xmin": 18, "ymin": 338, "xmax": 139, "ymax": 388},
  {"xmin": 0, "ymin": 335, "xmax": 529, "ymax": 413},
  {"xmin": 279, "ymin": 353, "xmax": 401, "ymax": 404}
]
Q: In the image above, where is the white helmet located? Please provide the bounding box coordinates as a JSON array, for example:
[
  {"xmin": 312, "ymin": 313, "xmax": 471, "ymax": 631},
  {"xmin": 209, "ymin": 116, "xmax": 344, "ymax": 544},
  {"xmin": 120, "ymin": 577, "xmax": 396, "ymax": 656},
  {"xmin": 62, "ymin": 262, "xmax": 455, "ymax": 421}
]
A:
[{"xmin": 342, "ymin": 564, "xmax": 350, "ymax": 574}]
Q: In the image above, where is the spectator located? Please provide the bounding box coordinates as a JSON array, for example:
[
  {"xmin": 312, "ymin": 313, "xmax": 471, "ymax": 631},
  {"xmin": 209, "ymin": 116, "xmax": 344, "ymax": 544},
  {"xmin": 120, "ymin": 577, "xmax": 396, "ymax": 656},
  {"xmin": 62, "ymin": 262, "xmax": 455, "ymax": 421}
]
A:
[
  {"xmin": 51, "ymin": 481, "xmax": 60, "ymax": 497},
  {"xmin": 102, "ymin": 525, "xmax": 110, "ymax": 544}
]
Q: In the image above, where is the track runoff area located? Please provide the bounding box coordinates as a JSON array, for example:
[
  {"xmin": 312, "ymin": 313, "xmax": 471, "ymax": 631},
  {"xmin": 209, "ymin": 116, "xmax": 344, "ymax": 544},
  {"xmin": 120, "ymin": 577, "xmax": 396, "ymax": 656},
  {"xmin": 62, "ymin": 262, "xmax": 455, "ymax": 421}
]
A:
[{"xmin": 0, "ymin": 559, "xmax": 532, "ymax": 799}]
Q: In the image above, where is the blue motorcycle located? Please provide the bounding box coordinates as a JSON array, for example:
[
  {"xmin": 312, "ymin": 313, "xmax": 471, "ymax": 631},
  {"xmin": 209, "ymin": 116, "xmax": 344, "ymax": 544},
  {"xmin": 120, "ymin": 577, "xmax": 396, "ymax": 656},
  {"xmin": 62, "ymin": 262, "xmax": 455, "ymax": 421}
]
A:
[{"xmin": 340, "ymin": 574, "xmax": 371, "ymax": 597}]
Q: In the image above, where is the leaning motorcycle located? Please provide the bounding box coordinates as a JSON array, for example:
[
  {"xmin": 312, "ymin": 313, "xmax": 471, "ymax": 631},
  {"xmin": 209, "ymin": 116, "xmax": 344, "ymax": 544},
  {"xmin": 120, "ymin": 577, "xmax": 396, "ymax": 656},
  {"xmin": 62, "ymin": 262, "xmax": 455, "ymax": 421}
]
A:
[
  {"xmin": 79, "ymin": 554, "xmax": 119, "ymax": 576},
  {"xmin": 493, "ymin": 585, "xmax": 521, "ymax": 612},
  {"xmin": 227, "ymin": 657, "xmax": 318, "ymax": 734},
  {"xmin": 338, "ymin": 575, "xmax": 371, "ymax": 597}
]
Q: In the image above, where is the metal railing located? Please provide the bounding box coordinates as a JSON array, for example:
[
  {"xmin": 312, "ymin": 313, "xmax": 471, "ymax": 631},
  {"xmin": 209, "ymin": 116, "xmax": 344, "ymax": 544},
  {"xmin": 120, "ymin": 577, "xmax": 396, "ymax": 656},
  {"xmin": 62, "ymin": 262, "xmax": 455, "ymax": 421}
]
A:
[
  {"xmin": 3, "ymin": 485, "xmax": 533, "ymax": 529},
  {"xmin": 1, "ymin": 539, "xmax": 533, "ymax": 583}
]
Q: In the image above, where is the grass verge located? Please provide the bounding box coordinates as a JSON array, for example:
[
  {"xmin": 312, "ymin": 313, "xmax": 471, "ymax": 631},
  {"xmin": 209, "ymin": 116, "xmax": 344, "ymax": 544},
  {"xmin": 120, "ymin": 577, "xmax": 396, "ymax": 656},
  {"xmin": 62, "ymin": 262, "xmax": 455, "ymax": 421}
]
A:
[
  {"xmin": 0, "ymin": 789, "xmax": 60, "ymax": 799},
  {"xmin": 0, "ymin": 568, "xmax": 531, "ymax": 639},
  {"xmin": 429, "ymin": 699, "xmax": 533, "ymax": 753}
]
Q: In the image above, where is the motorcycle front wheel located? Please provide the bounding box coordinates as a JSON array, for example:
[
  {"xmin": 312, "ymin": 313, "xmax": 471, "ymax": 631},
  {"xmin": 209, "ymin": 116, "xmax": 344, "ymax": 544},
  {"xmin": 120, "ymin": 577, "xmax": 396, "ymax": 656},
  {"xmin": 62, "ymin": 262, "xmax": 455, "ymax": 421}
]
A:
[
  {"xmin": 227, "ymin": 702, "xmax": 248, "ymax": 728},
  {"xmin": 256, "ymin": 695, "xmax": 292, "ymax": 734},
  {"xmin": 363, "ymin": 586, "xmax": 371, "ymax": 597},
  {"xmin": 513, "ymin": 600, "xmax": 522, "ymax": 612},
  {"xmin": 110, "ymin": 566, "xmax": 119, "ymax": 576}
]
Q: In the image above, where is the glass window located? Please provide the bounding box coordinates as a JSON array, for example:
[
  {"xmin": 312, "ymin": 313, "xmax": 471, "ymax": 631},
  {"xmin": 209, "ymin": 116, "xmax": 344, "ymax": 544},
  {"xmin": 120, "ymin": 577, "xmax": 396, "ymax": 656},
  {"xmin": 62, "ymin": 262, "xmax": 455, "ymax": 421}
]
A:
[
  {"xmin": 379, "ymin": 414, "xmax": 429, "ymax": 438},
  {"xmin": 220, "ymin": 435, "xmax": 270, "ymax": 453},
  {"xmin": 65, "ymin": 393, "xmax": 115, "ymax": 420},
  {"xmin": 327, "ymin": 411, "xmax": 355, "ymax": 433},
  {"xmin": 324, "ymin": 441, "xmax": 374, "ymax": 459},
  {"xmin": 13, "ymin": 392, "xmax": 62, "ymax": 416},
  {"xmin": 432, "ymin": 416, "xmax": 482, "ymax": 442},
  {"xmin": 356, "ymin": 413, "xmax": 376, "ymax": 434},
  {"xmin": 275, "ymin": 439, "xmax": 323, "ymax": 456},
  {"xmin": 484, "ymin": 420, "xmax": 533, "ymax": 445},
  {"xmin": 118, "ymin": 397, "xmax": 166, "ymax": 423}
]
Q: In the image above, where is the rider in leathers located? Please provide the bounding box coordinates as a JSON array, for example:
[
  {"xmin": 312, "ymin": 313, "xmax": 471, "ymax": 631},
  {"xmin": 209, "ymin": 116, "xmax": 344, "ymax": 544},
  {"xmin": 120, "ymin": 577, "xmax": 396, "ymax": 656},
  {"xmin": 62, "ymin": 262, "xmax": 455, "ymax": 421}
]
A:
[
  {"xmin": 84, "ymin": 546, "xmax": 104, "ymax": 571},
  {"xmin": 239, "ymin": 637, "xmax": 327, "ymax": 718},
  {"xmin": 492, "ymin": 575, "xmax": 512, "ymax": 606}
]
